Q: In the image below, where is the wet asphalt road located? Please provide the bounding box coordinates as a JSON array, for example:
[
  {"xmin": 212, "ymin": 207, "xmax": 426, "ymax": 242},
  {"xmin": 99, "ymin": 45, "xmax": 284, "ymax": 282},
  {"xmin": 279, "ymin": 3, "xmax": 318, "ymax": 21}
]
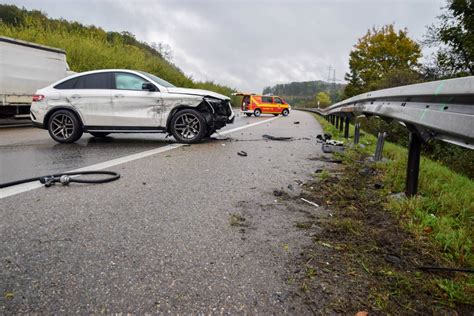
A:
[
  {"xmin": 1, "ymin": 111, "xmax": 328, "ymax": 313},
  {"xmin": 0, "ymin": 113, "xmax": 267, "ymax": 184}
]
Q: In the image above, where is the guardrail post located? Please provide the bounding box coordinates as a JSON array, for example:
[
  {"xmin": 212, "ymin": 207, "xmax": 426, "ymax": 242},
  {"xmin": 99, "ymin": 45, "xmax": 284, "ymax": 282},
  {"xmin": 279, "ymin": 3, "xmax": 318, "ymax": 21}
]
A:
[
  {"xmin": 406, "ymin": 132, "xmax": 422, "ymax": 197},
  {"xmin": 344, "ymin": 117, "xmax": 350, "ymax": 138},
  {"xmin": 374, "ymin": 132, "xmax": 387, "ymax": 161},
  {"xmin": 354, "ymin": 122, "xmax": 360, "ymax": 144}
]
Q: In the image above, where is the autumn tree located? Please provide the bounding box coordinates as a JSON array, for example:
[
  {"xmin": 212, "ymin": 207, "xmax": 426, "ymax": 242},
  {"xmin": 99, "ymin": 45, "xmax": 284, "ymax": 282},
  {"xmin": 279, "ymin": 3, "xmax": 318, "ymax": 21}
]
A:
[
  {"xmin": 314, "ymin": 91, "xmax": 332, "ymax": 108},
  {"xmin": 423, "ymin": 0, "xmax": 474, "ymax": 78},
  {"xmin": 344, "ymin": 24, "xmax": 422, "ymax": 97}
]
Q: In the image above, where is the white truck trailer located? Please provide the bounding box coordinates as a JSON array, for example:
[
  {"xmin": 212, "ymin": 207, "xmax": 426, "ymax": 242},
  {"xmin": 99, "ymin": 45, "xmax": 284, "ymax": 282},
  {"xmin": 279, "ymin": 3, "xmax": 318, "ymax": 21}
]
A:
[{"xmin": 0, "ymin": 36, "xmax": 73, "ymax": 119}]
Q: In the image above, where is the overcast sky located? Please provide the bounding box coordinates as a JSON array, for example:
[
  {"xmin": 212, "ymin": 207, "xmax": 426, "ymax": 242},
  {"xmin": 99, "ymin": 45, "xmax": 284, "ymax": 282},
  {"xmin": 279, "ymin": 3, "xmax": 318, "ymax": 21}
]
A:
[{"xmin": 4, "ymin": 0, "xmax": 445, "ymax": 92}]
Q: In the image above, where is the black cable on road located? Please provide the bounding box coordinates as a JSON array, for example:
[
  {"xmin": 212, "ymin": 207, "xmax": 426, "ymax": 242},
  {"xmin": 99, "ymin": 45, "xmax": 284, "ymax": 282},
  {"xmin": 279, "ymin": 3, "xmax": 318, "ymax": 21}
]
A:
[{"xmin": 0, "ymin": 170, "xmax": 120, "ymax": 188}]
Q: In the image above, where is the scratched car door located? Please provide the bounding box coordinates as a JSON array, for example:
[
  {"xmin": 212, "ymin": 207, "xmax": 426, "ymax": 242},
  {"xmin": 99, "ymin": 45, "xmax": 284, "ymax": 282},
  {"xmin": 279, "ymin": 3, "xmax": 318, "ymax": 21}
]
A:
[{"xmin": 111, "ymin": 72, "xmax": 163, "ymax": 127}]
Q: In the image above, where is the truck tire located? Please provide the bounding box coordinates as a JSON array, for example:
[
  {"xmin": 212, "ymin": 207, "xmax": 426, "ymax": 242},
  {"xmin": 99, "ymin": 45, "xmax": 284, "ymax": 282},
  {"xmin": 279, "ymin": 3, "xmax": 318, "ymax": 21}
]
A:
[
  {"xmin": 282, "ymin": 109, "xmax": 289, "ymax": 116},
  {"xmin": 254, "ymin": 109, "xmax": 262, "ymax": 117},
  {"xmin": 89, "ymin": 132, "xmax": 110, "ymax": 137},
  {"xmin": 170, "ymin": 109, "xmax": 207, "ymax": 144},
  {"xmin": 47, "ymin": 110, "xmax": 83, "ymax": 143}
]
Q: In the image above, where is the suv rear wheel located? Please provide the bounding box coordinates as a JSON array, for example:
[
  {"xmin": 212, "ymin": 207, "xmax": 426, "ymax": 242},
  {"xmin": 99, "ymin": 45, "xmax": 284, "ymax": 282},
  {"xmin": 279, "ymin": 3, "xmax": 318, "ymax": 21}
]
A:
[
  {"xmin": 170, "ymin": 109, "xmax": 207, "ymax": 144},
  {"xmin": 254, "ymin": 109, "xmax": 262, "ymax": 117},
  {"xmin": 48, "ymin": 110, "xmax": 83, "ymax": 143}
]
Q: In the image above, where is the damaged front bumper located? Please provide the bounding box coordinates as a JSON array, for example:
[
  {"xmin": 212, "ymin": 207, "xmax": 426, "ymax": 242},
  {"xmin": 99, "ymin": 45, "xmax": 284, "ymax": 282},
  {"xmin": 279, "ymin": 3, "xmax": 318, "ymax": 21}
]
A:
[{"xmin": 205, "ymin": 98, "xmax": 235, "ymax": 125}]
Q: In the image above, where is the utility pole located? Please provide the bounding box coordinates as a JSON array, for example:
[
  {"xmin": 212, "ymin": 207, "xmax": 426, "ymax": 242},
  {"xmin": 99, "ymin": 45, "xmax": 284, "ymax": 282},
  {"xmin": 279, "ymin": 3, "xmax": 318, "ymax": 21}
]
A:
[{"xmin": 332, "ymin": 69, "xmax": 336, "ymax": 101}]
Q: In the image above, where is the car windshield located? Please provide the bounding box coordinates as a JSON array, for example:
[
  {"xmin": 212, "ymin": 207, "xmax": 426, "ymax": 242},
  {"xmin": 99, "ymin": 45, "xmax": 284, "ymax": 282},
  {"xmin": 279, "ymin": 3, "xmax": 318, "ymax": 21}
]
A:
[{"xmin": 138, "ymin": 71, "xmax": 175, "ymax": 88}]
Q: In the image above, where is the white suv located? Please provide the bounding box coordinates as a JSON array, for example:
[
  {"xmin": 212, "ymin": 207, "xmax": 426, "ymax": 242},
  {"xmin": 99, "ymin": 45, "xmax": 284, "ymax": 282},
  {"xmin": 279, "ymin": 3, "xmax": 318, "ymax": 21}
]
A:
[{"xmin": 30, "ymin": 69, "xmax": 235, "ymax": 143}]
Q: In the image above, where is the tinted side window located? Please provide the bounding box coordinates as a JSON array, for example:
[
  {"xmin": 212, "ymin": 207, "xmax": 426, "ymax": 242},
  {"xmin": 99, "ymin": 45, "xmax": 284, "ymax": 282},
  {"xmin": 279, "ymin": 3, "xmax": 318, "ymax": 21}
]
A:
[
  {"xmin": 274, "ymin": 97, "xmax": 283, "ymax": 104},
  {"xmin": 54, "ymin": 78, "xmax": 79, "ymax": 89},
  {"xmin": 262, "ymin": 96, "xmax": 273, "ymax": 103},
  {"xmin": 75, "ymin": 73, "xmax": 110, "ymax": 89},
  {"xmin": 115, "ymin": 73, "xmax": 149, "ymax": 91}
]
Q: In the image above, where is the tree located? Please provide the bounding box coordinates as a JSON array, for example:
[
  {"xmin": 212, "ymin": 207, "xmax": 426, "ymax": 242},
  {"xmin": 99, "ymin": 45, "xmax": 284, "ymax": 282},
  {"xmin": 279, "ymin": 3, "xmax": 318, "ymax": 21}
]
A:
[
  {"xmin": 375, "ymin": 68, "xmax": 421, "ymax": 90},
  {"xmin": 152, "ymin": 42, "xmax": 173, "ymax": 62},
  {"xmin": 423, "ymin": 0, "xmax": 474, "ymax": 77},
  {"xmin": 344, "ymin": 24, "xmax": 422, "ymax": 97},
  {"xmin": 315, "ymin": 91, "xmax": 331, "ymax": 108}
]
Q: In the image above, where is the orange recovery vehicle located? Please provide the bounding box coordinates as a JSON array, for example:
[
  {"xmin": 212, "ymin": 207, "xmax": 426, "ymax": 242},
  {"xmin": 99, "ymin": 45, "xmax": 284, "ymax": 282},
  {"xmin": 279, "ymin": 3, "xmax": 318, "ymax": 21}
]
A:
[{"xmin": 233, "ymin": 93, "xmax": 291, "ymax": 117}]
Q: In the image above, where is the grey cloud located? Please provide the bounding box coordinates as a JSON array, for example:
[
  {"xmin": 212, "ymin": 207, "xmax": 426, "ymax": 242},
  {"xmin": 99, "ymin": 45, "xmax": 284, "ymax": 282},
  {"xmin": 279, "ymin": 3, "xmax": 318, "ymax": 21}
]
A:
[{"xmin": 4, "ymin": 0, "xmax": 444, "ymax": 92}]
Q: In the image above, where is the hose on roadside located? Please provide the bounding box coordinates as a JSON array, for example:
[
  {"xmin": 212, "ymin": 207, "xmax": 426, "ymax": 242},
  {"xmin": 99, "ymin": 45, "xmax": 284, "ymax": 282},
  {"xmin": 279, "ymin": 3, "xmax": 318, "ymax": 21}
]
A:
[{"xmin": 0, "ymin": 170, "xmax": 120, "ymax": 189}]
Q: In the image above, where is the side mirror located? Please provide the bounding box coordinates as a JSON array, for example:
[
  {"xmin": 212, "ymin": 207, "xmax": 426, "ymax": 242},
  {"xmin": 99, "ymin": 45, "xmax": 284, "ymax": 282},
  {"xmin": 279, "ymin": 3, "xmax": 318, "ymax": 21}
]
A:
[{"xmin": 142, "ymin": 82, "xmax": 156, "ymax": 91}]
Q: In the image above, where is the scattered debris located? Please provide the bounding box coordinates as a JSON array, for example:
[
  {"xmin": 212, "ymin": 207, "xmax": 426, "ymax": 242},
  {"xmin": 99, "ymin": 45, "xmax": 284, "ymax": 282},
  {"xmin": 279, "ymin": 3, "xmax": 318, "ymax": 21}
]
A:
[
  {"xmin": 300, "ymin": 198, "xmax": 319, "ymax": 208},
  {"xmin": 322, "ymin": 143, "xmax": 345, "ymax": 154},
  {"xmin": 4, "ymin": 292, "xmax": 14, "ymax": 300},
  {"xmin": 358, "ymin": 167, "xmax": 374, "ymax": 177},
  {"xmin": 326, "ymin": 139, "xmax": 344, "ymax": 146},
  {"xmin": 287, "ymin": 184, "xmax": 294, "ymax": 191},
  {"xmin": 318, "ymin": 241, "xmax": 333, "ymax": 248},
  {"xmin": 293, "ymin": 121, "xmax": 300, "ymax": 124},
  {"xmin": 320, "ymin": 156, "xmax": 343, "ymax": 164},
  {"xmin": 273, "ymin": 189, "xmax": 284, "ymax": 197},
  {"xmin": 314, "ymin": 169, "xmax": 323, "ymax": 173},
  {"xmin": 316, "ymin": 133, "xmax": 333, "ymax": 143},
  {"xmin": 384, "ymin": 253, "xmax": 401, "ymax": 265},
  {"xmin": 229, "ymin": 213, "xmax": 247, "ymax": 227},
  {"xmin": 262, "ymin": 134, "xmax": 293, "ymax": 141},
  {"xmin": 374, "ymin": 182, "xmax": 384, "ymax": 189},
  {"xmin": 237, "ymin": 151, "xmax": 248, "ymax": 157}
]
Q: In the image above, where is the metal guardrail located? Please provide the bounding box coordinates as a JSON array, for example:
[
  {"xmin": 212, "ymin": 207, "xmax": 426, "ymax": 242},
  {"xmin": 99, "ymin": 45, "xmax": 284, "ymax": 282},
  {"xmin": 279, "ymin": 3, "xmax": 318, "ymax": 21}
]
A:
[
  {"xmin": 318, "ymin": 76, "xmax": 474, "ymax": 149},
  {"xmin": 304, "ymin": 76, "xmax": 474, "ymax": 196}
]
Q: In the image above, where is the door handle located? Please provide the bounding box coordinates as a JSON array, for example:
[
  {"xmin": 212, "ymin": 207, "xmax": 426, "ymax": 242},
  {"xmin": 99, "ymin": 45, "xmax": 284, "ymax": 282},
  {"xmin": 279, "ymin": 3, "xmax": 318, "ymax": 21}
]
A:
[
  {"xmin": 114, "ymin": 94, "xmax": 125, "ymax": 98},
  {"xmin": 71, "ymin": 94, "xmax": 81, "ymax": 99}
]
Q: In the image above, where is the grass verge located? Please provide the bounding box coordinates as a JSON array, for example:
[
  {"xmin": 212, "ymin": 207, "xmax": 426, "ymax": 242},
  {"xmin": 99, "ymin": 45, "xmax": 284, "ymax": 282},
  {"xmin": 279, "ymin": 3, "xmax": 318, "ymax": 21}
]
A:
[{"xmin": 303, "ymin": 114, "xmax": 473, "ymax": 310}]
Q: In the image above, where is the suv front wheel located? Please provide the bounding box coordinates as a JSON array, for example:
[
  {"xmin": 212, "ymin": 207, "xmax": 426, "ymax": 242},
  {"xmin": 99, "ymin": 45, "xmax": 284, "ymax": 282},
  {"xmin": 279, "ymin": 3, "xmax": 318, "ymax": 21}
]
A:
[
  {"xmin": 48, "ymin": 110, "xmax": 83, "ymax": 143},
  {"xmin": 170, "ymin": 109, "xmax": 207, "ymax": 144}
]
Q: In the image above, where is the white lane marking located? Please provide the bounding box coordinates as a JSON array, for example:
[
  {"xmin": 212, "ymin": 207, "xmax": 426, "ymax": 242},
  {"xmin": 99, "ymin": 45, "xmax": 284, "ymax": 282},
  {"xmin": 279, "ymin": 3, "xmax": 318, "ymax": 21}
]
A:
[
  {"xmin": 0, "ymin": 116, "xmax": 278, "ymax": 199},
  {"xmin": 218, "ymin": 116, "xmax": 279, "ymax": 135}
]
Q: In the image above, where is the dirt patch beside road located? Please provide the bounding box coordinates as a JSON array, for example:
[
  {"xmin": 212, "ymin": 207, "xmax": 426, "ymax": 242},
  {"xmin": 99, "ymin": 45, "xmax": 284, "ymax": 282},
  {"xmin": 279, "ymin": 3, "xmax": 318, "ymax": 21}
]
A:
[{"xmin": 274, "ymin": 150, "xmax": 470, "ymax": 314}]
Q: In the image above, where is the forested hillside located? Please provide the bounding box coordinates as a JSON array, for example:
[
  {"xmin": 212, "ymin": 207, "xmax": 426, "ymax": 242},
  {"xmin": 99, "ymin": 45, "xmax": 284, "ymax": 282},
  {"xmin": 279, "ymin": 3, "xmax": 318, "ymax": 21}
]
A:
[
  {"xmin": 262, "ymin": 80, "xmax": 345, "ymax": 107},
  {"xmin": 0, "ymin": 4, "xmax": 235, "ymax": 98}
]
